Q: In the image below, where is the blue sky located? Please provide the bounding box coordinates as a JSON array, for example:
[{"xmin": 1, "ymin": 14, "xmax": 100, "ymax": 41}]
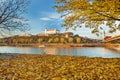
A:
[
  {"xmin": 20, "ymin": 0, "xmax": 120, "ymax": 39},
  {"xmin": 25, "ymin": 0, "xmax": 64, "ymax": 33}
]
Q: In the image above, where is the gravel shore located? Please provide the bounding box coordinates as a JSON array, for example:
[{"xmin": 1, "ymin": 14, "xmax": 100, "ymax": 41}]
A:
[{"xmin": 0, "ymin": 54, "xmax": 120, "ymax": 80}]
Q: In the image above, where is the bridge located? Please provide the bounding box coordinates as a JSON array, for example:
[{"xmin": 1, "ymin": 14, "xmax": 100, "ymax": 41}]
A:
[{"xmin": 104, "ymin": 35, "xmax": 120, "ymax": 43}]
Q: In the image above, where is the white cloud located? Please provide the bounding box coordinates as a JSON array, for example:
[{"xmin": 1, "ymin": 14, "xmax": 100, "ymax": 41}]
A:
[
  {"xmin": 40, "ymin": 12, "xmax": 61, "ymax": 21},
  {"xmin": 48, "ymin": 12, "xmax": 61, "ymax": 19},
  {"xmin": 40, "ymin": 17, "xmax": 51, "ymax": 21}
]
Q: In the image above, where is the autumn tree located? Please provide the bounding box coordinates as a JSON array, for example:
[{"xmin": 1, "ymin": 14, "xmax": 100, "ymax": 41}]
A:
[
  {"xmin": 0, "ymin": 0, "xmax": 29, "ymax": 36},
  {"xmin": 68, "ymin": 37, "xmax": 74, "ymax": 43},
  {"xmin": 48, "ymin": 38, "xmax": 53, "ymax": 43},
  {"xmin": 60, "ymin": 37, "xmax": 67, "ymax": 43},
  {"xmin": 37, "ymin": 38, "xmax": 43, "ymax": 43},
  {"xmin": 75, "ymin": 37, "xmax": 81, "ymax": 43},
  {"xmin": 53, "ymin": 37, "xmax": 60, "ymax": 43},
  {"xmin": 54, "ymin": 0, "xmax": 120, "ymax": 36}
]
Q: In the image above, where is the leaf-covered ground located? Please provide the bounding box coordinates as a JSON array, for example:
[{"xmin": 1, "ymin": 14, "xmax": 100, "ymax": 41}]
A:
[{"xmin": 0, "ymin": 54, "xmax": 120, "ymax": 80}]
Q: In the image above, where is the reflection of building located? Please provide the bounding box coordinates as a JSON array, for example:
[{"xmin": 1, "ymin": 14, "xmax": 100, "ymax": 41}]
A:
[{"xmin": 44, "ymin": 47, "xmax": 57, "ymax": 55}]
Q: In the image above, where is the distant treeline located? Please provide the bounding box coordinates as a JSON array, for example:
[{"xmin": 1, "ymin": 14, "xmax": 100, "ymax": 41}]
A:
[{"xmin": 0, "ymin": 35, "xmax": 101, "ymax": 44}]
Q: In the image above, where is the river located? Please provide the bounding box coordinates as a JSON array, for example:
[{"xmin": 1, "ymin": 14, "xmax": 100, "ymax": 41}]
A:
[{"xmin": 0, "ymin": 46, "xmax": 120, "ymax": 58}]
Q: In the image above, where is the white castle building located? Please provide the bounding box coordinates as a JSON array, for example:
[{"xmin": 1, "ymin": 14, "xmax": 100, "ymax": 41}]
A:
[
  {"xmin": 37, "ymin": 28, "xmax": 73, "ymax": 38},
  {"xmin": 45, "ymin": 29, "xmax": 60, "ymax": 35}
]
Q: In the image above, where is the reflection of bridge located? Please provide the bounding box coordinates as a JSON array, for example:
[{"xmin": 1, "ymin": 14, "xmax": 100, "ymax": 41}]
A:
[{"xmin": 104, "ymin": 35, "xmax": 120, "ymax": 43}]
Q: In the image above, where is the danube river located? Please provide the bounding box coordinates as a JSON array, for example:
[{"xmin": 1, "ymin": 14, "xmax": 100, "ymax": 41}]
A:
[{"xmin": 0, "ymin": 46, "xmax": 120, "ymax": 58}]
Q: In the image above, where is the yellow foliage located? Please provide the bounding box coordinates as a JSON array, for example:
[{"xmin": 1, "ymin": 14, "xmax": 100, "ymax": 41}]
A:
[
  {"xmin": 54, "ymin": 0, "xmax": 120, "ymax": 35},
  {"xmin": 0, "ymin": 54, "xmax": 120, "ymax": 79}
]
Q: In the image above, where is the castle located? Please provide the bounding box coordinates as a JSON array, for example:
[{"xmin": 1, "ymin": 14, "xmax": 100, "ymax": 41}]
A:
[
  {"xmin": 16, "ymin": 29, "xmax": 73, "ymax": 38},
  {"xmin": 37, "ymin": 29, "xmax": 73, "ymax": 38}
]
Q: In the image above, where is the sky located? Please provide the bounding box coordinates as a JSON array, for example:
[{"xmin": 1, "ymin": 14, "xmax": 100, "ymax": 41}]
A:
[{"xmin": 18, "ymin": 0, "xmax": 120, "ymax": 39}]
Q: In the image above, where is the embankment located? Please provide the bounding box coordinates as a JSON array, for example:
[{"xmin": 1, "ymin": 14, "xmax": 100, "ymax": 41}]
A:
[{"xmin": 0, "ymin": 43, "xmax": 105, "ymax": 47}]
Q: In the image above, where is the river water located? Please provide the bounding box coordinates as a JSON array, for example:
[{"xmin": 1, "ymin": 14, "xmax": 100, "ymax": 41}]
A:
[{"xmin": 0, "ymin": 46, "xmax": 120, "ymax": 58}]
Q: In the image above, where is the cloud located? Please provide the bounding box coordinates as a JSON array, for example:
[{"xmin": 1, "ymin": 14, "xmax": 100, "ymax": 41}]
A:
[
  {"xmin": 40, "ymin": 17, "xmax": 51, "ymax": 21},
  {"xmin": 40, "ymin": 12, "xmax": 61, "ymax": 21},
  {"xmin": 48, "ymin": 12, "xmax": 61, "ymax": 19}
]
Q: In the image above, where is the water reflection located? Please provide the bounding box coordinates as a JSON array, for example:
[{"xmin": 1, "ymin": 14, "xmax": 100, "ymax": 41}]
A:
[
  {"xmin": 0, "ymin": 46, "xmax": 44, "ymax": 54},
  {"xmin": 44, "ymin": 47, "xmax": 57, "ymax": 55},
  {"xmin": 44, "ymin": 47, "xmax": 120, "ymax": 58},
  {"xmin": 0, "ymin": 46, "xmax": 120, "ymax": 58}
]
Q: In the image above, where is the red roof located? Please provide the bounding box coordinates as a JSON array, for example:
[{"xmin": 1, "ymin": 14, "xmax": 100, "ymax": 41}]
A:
[
  {"xmin": 64, "ymin": 32, "xmax": 73, "ymax": 34},
  {"xmin": 104, "ymin": 36, "xmax": 112, "ymax": 40}
]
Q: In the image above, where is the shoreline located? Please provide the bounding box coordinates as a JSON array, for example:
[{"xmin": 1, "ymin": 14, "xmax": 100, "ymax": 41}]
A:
[
  {"xmin": 1, "ymin": 43, "xmax": 120, "ymax": 48},
  {"xmin": 0, "ymin": 49, "xmax": 120, "ymax": 60},
  {"xmin": 0, "ymin": 43, "xmax": 105, "ymax": 47}
]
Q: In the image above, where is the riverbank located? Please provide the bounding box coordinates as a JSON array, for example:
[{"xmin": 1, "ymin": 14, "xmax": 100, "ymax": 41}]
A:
[
  {"xmin": 0, "ymin": 54, "xmax": 120, "ymax": 80},
  {"xmin": 0, "ymin": 43, "xmax": 105, "ymax": 47}
]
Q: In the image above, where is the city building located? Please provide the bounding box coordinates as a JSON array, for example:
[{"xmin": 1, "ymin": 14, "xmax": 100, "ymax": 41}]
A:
[
  {"xmin": 104, "ymin": 36, "xmax": 112, "ymax": 40},
  {"xmin": 44, "ymin": 29, "xmax": 73, "ymax": 38},
  {"xmin": 63, "ymin": 32, "xmax": 73, "ymax": 38},
  {"xmin": 21, "ymin": 28, "xmax": 73, "ymax": 38},
  {"xmin": 16, "ymin": 33, "xmax": 32, "ymax": 37},
  {"xmin": 37, "ymin": 34, "xmax": 47, "ymax": 37}
]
